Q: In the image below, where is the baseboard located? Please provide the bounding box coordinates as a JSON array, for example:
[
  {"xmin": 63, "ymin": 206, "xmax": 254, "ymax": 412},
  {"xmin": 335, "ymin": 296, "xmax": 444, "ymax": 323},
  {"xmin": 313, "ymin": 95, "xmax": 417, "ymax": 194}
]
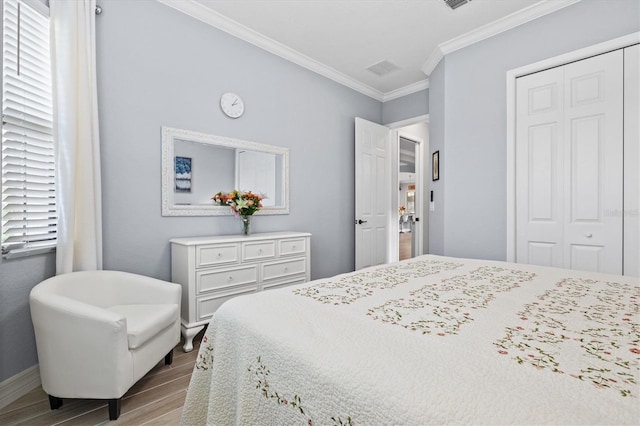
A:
[{"xmin": 0, "ymin": 365, "xmax": 41, "ymax": 410}]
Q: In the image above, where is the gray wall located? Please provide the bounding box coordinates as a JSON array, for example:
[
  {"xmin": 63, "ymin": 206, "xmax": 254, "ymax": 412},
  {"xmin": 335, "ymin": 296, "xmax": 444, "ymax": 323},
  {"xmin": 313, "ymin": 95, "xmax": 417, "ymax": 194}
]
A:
[
  {"xmin": 0, "ymin": 254, "xmax": 55, "ymax": 384},
  {"xmin": 382, "ymin": 88, "xmax": 429, "ymax": 125},
  {"xmin": 428, "ymin": 0, "xmax": 640, "ymax": 261},
  {"xmin": 428, "ymin": 61, "xmax": 445, "ymax": 255}
]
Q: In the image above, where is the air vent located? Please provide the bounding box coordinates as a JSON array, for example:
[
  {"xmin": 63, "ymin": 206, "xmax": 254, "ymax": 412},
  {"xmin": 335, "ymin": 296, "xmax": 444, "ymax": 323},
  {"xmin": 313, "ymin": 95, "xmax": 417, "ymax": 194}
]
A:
[
  {"xmin": 366, "ymin": 60, "xmax": 401, "ymax": 77},
  {"xmin": 444, "ymin": 0, "xmax": 471, "ymax": 10}
]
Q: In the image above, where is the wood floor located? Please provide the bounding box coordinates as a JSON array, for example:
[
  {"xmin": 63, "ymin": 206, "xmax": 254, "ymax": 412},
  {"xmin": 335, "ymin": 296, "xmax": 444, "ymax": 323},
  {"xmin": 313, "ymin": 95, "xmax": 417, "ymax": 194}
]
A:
[
  {"xmin": 0, "ymin": 332, "xmax": 203, "ymax": 426},
  {"xmin": 399, "ymin": 231, "xmax": 413, "ymax": 261}
]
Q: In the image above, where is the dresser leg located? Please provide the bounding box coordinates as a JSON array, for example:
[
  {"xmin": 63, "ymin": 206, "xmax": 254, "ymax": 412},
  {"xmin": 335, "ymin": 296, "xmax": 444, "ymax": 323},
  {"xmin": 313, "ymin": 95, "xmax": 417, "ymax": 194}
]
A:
[{"xmin": 182, "ymin": 325, "xmax": 205, "ymax": 352}]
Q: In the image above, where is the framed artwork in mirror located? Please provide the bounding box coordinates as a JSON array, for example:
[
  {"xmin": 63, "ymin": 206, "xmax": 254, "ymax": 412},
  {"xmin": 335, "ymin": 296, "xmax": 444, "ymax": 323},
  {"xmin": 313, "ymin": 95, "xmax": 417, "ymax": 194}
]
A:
[{"xmin": 175, "ymin": 156, "xmax": 192, "ymax": 192}]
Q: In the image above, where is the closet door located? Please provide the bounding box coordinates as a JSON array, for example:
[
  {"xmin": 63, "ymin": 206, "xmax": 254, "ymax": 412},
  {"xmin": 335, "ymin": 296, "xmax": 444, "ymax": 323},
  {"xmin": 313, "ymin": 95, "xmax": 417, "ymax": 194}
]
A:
[{"xmin": 516, "ymin": 50, "xmax": 624, "ymax": 274}]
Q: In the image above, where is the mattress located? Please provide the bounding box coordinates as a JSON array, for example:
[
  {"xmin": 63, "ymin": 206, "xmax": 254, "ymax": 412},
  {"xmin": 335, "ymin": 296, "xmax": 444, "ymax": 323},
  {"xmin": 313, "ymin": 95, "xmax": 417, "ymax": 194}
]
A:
[{"xmin": 181, "ymin": 254, "xmax": 639, "ymax": 425}]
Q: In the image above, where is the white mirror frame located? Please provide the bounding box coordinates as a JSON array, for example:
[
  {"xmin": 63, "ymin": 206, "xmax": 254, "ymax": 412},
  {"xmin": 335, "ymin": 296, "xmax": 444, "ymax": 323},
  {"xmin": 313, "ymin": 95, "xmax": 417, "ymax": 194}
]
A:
[{"xmin": 161, "ymin": 126, "xmax": 290, "ymax": 216}]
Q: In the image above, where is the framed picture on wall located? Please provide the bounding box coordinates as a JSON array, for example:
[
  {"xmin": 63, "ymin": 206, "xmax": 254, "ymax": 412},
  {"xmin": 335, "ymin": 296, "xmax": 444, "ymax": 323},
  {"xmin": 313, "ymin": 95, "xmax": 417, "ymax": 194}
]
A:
[
  {"xmin": 432, "ymin": 151, "xmax": 440, "ymax": 181},
  {"xmin": 175, "ymin": 156, "xmax": 192, "ymax": 192}
]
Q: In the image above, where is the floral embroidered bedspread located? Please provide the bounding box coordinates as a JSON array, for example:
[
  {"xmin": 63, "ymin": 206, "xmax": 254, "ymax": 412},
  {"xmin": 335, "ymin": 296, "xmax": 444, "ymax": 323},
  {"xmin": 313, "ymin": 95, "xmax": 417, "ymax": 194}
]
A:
[{"xmin": 181, "ymin": 255, "xmax": 639, "ymax": 425}]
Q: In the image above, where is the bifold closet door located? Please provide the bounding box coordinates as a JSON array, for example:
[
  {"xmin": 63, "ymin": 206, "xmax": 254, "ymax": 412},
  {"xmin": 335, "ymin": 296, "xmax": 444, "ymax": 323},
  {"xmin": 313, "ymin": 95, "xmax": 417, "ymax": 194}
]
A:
[{"xmin": 516, "ymin": 50, "xmax": 624, "ymax": 274}]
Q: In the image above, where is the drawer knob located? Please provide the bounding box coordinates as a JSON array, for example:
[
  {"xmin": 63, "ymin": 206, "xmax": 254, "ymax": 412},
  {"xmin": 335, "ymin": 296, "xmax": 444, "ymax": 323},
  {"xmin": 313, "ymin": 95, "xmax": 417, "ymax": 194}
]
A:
[
  {"xmin": 228, "ymin": 276, "xmax": 233, "ymax": 281},
  {"xmin": 284, "ymin": 267, "xmax": 289, "ymax": 272},
  {"xmin": 259, "ymin": 248, "xmax": 263, "ymax": 253},
  {"xmin": 292, "ymin": 245, "xmax": 296, "ymax": 250},
  {"xmin": 217, "ymin": 252, "xmax": 222, "ymax": 257}
]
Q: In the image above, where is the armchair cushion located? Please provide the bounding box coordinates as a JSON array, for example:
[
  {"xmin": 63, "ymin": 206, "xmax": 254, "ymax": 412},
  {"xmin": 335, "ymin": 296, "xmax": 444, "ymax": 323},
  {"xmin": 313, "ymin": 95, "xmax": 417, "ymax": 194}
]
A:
[{"xmin": 107, "ymin": 304, "xmax": 179, "ymax": 349}]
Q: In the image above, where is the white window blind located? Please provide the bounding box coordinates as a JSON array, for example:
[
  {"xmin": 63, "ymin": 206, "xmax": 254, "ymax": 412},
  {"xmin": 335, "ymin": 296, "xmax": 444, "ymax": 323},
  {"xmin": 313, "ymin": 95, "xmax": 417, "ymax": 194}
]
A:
[{"xmin": 1, "ymin": 0, "xmax": 55, "ymax": 257}]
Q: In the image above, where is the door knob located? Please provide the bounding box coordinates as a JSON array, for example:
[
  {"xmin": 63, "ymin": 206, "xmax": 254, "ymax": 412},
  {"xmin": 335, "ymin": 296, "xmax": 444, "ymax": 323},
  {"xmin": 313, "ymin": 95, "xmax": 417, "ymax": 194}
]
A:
[
  {"xmin": 585, "ymin": 233, "xmax": 593, "ymax": 238},
  {"xmin": 356, "ymin": 219, "xmax": 368, "ymax": 225}
]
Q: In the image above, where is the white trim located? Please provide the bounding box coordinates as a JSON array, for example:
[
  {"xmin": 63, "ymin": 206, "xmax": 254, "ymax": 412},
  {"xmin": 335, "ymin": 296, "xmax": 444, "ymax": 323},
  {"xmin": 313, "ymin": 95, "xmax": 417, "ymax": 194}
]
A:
[
  {"xmin": 386, "ymin": 114, "xmax": 430, "ymax": 130},
  {"xmin": 421, "ymin": 48, "xmax": 445, "ymax": 77},
  {"xmin": 0, "ymin": 365, "xmax": 41, "ymax": 410},
  {"xmin": 382, "ymin": 79, "xmax": 430, "ymax": 102},
  {"xmin": 505, "ymin": 32, "xmax": 640, "ymax": 262},
  {"xmin": 156, "ymin": 0, "xmax": 385, "ymax": 101},
  {"xmin": 422, "ymin": 0, "xmax": 581, "ymax": 76}
]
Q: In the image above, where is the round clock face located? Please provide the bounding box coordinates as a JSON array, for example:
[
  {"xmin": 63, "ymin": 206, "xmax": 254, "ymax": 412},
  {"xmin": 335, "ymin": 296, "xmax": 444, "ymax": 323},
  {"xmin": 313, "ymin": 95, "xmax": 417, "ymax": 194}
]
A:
[{"xmin": 220, "ymin": 92, "xmax": 244, "ymax": 118}]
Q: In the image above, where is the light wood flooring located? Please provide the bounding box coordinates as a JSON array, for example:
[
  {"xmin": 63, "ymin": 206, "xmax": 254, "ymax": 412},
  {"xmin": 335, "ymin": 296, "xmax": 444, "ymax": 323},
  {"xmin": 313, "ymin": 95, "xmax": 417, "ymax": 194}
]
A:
[
  {"xmin": 399, "ymin": 231, "xmax": 413, "ymax": 261},
  {"xmin": 0, "ymin": 332, "xmax": 204, "ymax": 426}
]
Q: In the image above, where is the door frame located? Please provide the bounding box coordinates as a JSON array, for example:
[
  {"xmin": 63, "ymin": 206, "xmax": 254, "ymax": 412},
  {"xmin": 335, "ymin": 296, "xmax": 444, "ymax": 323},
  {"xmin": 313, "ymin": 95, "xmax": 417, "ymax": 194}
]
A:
[{"xmin": 505, "ymin": 32, "xmax": 639, "ymax": 262}]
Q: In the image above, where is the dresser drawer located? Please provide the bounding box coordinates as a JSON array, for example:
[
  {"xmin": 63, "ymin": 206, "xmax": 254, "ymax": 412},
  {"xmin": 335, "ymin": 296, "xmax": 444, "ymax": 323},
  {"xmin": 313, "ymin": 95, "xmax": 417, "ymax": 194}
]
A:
[
  {"xmin": 262, "ymin": 258, "xmax": 306, "ymax": 281},
  {"xmin": 262, "ymin": 278, "xmax": 307, "ymax": 291},
  {"xmin": 196, "ymin": 285, "xmax": 258, "ymax": 321},
  {"xmin": 196, "ymin": 243, "xmax": 239, "ymax": 268},
  {"xmin": 279, "ymin": 238, "xmax": 307, "ymax": 257},
  {"xmin": 197, "ymin": 265, "xmax": 258, "ymax": 293},
  {"xmin": 242, "ymin": 240, "xmax": 276, "ymax": 261}
]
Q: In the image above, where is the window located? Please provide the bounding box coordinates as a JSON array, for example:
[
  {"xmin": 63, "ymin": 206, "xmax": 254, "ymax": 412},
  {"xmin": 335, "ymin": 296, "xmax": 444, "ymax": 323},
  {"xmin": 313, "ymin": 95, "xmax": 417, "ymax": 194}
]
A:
[{"xmin": 1, "ymin": 0, "xmax": 55, "ymax": 258}]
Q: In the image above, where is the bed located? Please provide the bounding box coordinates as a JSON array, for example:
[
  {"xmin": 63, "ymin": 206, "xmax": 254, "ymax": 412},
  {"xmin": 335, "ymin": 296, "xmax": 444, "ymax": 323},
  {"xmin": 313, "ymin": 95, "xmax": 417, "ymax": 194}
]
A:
[{"xmin": 181, "ymin": 254, "xmax": 639, "ymax": 425}]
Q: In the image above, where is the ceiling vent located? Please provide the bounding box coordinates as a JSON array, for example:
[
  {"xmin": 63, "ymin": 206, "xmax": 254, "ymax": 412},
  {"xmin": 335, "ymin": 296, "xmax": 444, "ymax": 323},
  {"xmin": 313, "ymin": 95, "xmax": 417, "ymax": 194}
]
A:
[
  {"xmin": 444, "ymin": 0, "xmax": 472, "ymax": 10},
  {"xmin": 366, "ymin": 60, "xmax": 401, "ymax": 77}
]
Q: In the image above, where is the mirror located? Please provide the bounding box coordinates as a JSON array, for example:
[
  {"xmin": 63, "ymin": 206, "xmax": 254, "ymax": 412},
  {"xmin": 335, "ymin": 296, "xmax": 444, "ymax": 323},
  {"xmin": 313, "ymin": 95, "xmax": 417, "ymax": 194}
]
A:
[{"xmin": 161, "ymin": 127, "xmax": 289, "ymax": 216}]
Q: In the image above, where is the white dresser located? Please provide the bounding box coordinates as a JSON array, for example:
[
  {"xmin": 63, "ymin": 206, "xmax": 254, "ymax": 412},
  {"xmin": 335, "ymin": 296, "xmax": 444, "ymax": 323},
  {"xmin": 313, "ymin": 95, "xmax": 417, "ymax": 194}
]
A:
[{"xmin": 170, "ymin": 232, "xmax": 311, "ymax": 351}]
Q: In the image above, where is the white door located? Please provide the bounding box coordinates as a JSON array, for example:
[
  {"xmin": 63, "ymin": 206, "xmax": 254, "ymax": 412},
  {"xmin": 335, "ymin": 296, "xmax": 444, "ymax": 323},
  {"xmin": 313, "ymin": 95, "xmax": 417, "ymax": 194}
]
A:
[
  {"xmin": 516, "ymin": 50, "xmax": 624, "ymax": 274},
  {"xmin": 355, "ymin": 118, "xmax": 394, "ymax": 270}
]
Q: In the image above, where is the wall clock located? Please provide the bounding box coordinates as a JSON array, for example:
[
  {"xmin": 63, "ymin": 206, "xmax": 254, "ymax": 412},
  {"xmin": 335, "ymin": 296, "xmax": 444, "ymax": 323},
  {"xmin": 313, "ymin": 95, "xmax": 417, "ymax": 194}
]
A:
[{"xmin": 220, "ymin": 92, "xmax": 244, "ymax": 118}]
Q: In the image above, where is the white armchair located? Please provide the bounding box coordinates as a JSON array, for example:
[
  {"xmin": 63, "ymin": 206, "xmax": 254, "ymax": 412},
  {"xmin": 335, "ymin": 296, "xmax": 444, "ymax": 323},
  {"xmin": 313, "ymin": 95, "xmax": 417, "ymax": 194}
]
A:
[{"xmin": 29, "ymin": 270, "xmax": 181, "ymax": 420}]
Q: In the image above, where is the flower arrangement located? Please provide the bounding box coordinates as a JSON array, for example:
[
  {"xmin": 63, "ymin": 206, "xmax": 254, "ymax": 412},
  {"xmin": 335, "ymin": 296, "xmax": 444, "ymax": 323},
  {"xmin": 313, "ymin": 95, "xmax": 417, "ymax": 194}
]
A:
[
  {"xmin": 399, "ymin": 204, "xmax": 406, "ymax": 215},
  {"xmin": 212, "ymin": 190, "xmax": 264, "ymax": 216},
  {"xmin": 212, "ymin": 190, "xmax": 264, "ymax": 235}
]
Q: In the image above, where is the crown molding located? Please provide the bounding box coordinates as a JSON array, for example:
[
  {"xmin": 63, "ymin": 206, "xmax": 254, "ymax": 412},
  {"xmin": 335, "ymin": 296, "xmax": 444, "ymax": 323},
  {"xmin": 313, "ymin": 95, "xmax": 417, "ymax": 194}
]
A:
[
  {"xmin": 421, "ymin": 0, "xmax": 582, "ymax": 76},
  {"xmin": 156, "ymin": 0, "xmax": 386, "ymax": 101},
  {"xmin": 382, "ymin": 79, "xmax": 430, "ymax": 102}
]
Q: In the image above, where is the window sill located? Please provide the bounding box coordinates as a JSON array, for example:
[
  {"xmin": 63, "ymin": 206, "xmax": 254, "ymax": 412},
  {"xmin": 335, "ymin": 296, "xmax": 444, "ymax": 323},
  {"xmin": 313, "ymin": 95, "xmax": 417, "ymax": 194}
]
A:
[{"xmin": 2, "ymin": 245, "xmax": 56, "ymax": 260}]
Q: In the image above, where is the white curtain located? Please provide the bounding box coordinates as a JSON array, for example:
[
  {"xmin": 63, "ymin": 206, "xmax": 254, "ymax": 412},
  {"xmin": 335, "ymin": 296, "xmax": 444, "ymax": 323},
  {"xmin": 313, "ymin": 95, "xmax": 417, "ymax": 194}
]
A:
[{"xmin": 50, "ymin": 0, "xmax": 103, "ymax": 274}]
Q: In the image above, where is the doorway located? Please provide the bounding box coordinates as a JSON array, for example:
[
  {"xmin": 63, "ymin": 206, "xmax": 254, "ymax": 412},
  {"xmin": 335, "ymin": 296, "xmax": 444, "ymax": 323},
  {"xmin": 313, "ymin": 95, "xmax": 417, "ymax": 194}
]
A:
[
  {"xmin": 392, "ymin": 119, "xmax": 429, "ymax": 262},
  {"xmin": 399, "ymin": 137, "xmax": 418, "ymax": 260}
]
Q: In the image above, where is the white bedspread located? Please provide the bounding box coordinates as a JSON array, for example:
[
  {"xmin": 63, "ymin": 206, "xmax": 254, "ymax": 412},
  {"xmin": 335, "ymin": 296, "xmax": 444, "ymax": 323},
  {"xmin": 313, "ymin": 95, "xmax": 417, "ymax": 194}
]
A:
[{"xmin": 181, "ymin": 255, "xmax": 639, "ymax": 425}]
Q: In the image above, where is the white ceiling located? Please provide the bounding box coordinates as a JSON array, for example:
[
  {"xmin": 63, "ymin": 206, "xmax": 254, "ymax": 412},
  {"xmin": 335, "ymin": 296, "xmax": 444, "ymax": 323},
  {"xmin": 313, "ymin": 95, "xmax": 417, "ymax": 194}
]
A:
[{"xmin": 159, "ymin": 0, "xmax": 580, "ymax": 101}]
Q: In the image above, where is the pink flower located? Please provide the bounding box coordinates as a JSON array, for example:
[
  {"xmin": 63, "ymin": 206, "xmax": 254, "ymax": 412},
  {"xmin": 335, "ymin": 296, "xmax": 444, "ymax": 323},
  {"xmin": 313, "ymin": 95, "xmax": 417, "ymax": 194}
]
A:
[
  {"xmin": 630, "ymin": 348, "xmax": 640, "ymax": 354},
  {"xmin": 498, "ymin": 350, "xmax": 508, "ymax": 355}
]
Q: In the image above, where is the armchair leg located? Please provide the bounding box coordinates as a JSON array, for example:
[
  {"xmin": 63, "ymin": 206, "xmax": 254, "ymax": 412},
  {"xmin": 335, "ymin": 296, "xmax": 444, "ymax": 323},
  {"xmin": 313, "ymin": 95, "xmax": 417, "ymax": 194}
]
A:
[
  {"xmin": 48, "ymin": 395, "xmax": 63, "ymax": 410},
  {"xmin": 108, "ymin": 398, "xmax": 121, "ymax": 420},
  {"xmin": 164, "ymin": 349, "xmax": 174, "ymax": 365}
]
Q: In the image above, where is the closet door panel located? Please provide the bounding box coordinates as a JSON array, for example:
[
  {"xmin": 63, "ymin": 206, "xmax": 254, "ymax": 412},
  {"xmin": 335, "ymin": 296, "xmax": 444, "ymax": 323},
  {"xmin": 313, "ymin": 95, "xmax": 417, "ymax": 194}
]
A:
[
  {"xmin": 516, "ymin": 68, "xmax": 564, "ymax": 268},
  {"xmin": 563, "ymin": 50, "xmax": 623, "ymax": 274}
]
